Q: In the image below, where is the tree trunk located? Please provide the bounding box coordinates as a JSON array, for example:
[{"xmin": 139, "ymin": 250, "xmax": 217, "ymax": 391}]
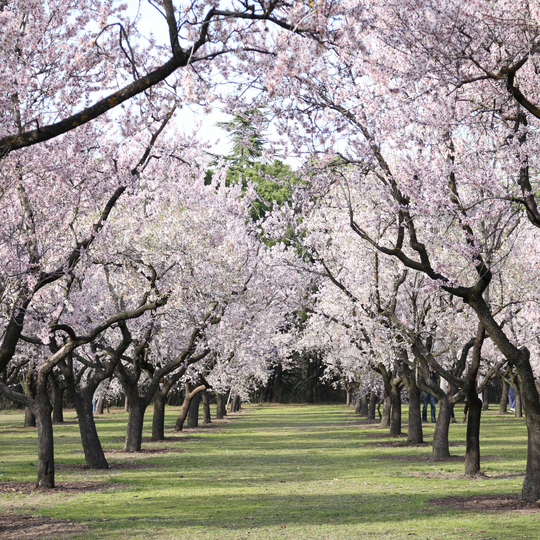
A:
[
  {"xmin": 482, "ymin": 387, "xmax": 489, "ymax": 410},
  {"xmin": 360, "ymin": 394, "xmax": 369, "ymax": 416},
  {"xmin": 368, "ymin": 391, "xmax": 377, "ymax": 420},
  {"xmin": 380, "ymin": 394, "xmax": 391, "ymax": 429},
  {"xmin": 35, "ymin": 377, "xmax": 55, "ymax": 488},
  {"xmin": 469, "ymin": 299, "xmax": 540, "ymax": 501},
  {"xmin": 432, "ymin": 398, "xmax": 452, "ymax": 460},
  {"xmin": 187, "ymin": 392, "xmax": 201, "ymax": 428},
  {"xmin": 216, "ymin": 393, "xmax": 224, "ymax": 419},
  {"xmin": 22, "ymin": 370, "xmax": 37, "ymax": 428},
  {"xmin": 96, "ymin": 394, "xmax": 106, "ymax": 415},
  {"xmin": 389, "ymin": 384, "xmax": 402, "ymax": 436},
  {"xmin": 124, "ymin": 398, "xmax": 147, "ymax": 452},
  {"xmin": 515, "ymin": 389, "xmax": 523, "ymax": 418},
  {"xmin": 272, "ymin": 363, "xmax": 283, "ymax": 403},
  {"xmin": 202, "ymin": 391, "xmax": 211, "ymax": 424},
  {"xmin": 401, "ymin": 359, "xmax": 423, "ymax": 444},
  {"xmin": 175, "ymin": 384, "xmax": 205, "ymax": 431},
  {"xmin": 499, "ymin": 379, "xmax": 509, "ymax": 414},
  {"xmin": 464, "ymin": 392, "xmax": 482, "ymax": 477},
  {"xmin": 70, "ymin": 388, "xmax": 109, "ymax": 468},
  {"xmin": 407, "ymin": 380, "xmax": 423, "ymax": 444},
  {"xmin": 60, "ymin": 365, "xmax": 109, "ymax": 470},
  {"xmin": 510, "ymin": 350, "xmax": 540, "ymax": 501},
  {"xmin": 345, "ymin": 388, "xmax": 351, "ymax": 406},
  {"xmin": 152, "ymin": 391, "xmax": 167, "ymax": 441},
  {"xmin": 24, "ymin": 407, "xmax": 36, "ymax": 428},
  {"xmin": 306, "ymin": 360, "xmax": 315, "ymax": 403},
  {"xmin": 221, "ymin": 394, "xmax": 227, "ymax": 417},
  {"xmin": 52, "ymin": 388, "xmax": 64, "ymax": 424},
  {"xmin": 95, "ymin": 379, "xmax": 110, "ymax": 415},
  {"xmin": 50, "ymin": 376, "xmax": 64, "ymax": 424}
]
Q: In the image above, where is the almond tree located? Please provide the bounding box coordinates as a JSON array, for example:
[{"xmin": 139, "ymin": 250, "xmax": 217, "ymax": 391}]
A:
[
  {"xmin": 255, "ymin": 0, "xmax": 540, "ymax": 498},
  {"xmin": 0, "ymin": 292, "xmax": 166, "ymax": 488},
  {"xmin": 0, "ymin": 0, "xmax": 320, "ymax": 158}
]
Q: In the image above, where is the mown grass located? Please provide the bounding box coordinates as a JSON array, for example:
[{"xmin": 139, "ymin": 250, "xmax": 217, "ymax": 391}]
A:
[{"xmin": 0, "ymin": 403, "xmax": 535, "ymax": 539}]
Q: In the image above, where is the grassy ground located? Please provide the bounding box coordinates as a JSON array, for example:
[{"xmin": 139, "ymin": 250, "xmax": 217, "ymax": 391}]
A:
[{"xmin": 0, "ymin": 403, "xmax": 536, "ymax": 539}]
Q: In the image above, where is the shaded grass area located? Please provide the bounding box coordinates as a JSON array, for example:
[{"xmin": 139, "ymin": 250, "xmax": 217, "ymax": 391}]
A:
[{"xmin": 0, "ymin": 403, "xmax": 535, "ymax": 539}]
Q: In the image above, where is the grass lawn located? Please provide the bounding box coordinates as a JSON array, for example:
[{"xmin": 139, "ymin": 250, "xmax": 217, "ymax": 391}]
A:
[{"xmin": 0, "ymin": 403, "xmax": 537, "ymax": 539}]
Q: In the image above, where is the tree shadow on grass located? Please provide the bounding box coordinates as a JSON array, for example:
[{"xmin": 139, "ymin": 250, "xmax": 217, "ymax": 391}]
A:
[{"xmin": 80, "ymin": 491, "xmax": 540, "ymax": 534}]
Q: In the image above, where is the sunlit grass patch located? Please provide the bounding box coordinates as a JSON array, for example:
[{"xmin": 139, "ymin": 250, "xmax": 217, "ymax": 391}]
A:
[{"xmin": 0, "ymin": 403, "xmax": 535, "ymax": 539}]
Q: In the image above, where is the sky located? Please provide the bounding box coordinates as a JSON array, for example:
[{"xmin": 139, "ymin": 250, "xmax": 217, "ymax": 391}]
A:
[{"xmin": 123, "ymin": 0, "xmax": 233, "ymax": 157}]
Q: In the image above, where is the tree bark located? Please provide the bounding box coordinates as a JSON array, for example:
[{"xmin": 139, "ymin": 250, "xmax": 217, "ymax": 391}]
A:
[
  {"xmin": 95, "ymin": 379, "xmax": 111, "ymax": 415},
  {"xmin": 464, "ymin": 392, "xmax": 482, "ymax": 477},
  {"xmin": 401, "ymin": 359, "xmax": 423, "ymax": 444},
  {"xmin": 389, "ymin": 384, "xmax": 402, "ymax": 436},
  {"xmin": 35, "ymin": 375, "xmax": 55, "ymax": 488},
  {"xmin": 175, "ymin": 384, "xmax": 206, "ymax": 431},
  {"xmin": 22, "ymin": 370, "xmax": 37, "ymax": 428},
  {"xmin": 24, "ymin": 408, "xmax": 36, "ymax": 428},
  {"xmin": 360, "ymin": 394, "xmax": 369, "ymax": 416},
  {"xmin": 50, "ymin": 374, "xmax": 64, "ymax": 424},
  {"xmin": 272, "ymin": 363, "xmax": 283, "ymax": 403},
  {"xmin": 515, "ymin": 387, "xmax": 523, "ymax": 418},
  {"xmin": 124, "ymin": 397, "xmax": 146, "ymax": 452},
  {"xmin": 461, "ymin": 324, "xmax": 486, "ymax": 477},
  {"xmin": 509, "ymin": 349, "xmax": 540, "ymax": 500},
  {"xmin": 499, "ymin": 378, "xmax": 509, "ymax": 414},
  {"xmin": 380, "ymin": 393, "xmax": 391, "ymax": 429},
  {"xmin": 367, "ymin": 391, "xmax": 377, "ymax": 420},
  {"xmin": 187, "ymin": 392, "xmax": 201, "ymax": 428},
  {"xmin": 407, "ymin": 382, "xmax": 423, "ymax": 444},
  {"xmin": 216, "ymin": 393, "xmax": 225, "ymax": 419},
  {"xmin": 59, "ymin": 359, "xmax": 109, "ymax": 469},
  {"xmin": 232, "ymin": 394, "xmax": 241, "ymax": 412},
  {"xmin": 72, "ymin": 389, "xmax": 109, "ymax": 468},
  {"xmin": 432, "ymin": 398, "xmax": 452, "ymax": 460},
  {"xmin": 152, "ymin": 391, "xmax": 167, "ymax": 441},
  {"xmin": 96, "ymin": 393, "xmax": 107, "ymax": 415},
  {"xmin": 306, "ymin": 360, "xmax": 315, "ymax": 403},
  {"xmin": 202, "ymin": 391, "xmax": 211, "ymax": 424}
]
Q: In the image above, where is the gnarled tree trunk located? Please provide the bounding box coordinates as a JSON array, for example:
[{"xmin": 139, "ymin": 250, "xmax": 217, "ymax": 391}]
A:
[
  {"xmin": 71, "ymin": 388, "xmax": 109, "ymax": 468},
  {"xmin": 175, "ymin": 384, "xmax": 206, "ymax": 431}
]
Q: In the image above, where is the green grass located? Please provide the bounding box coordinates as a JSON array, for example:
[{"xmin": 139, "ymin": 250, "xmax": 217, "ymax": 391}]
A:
[{"xmin": 0, "ymin": 403, "xmax": 535, "ymax": 539}]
